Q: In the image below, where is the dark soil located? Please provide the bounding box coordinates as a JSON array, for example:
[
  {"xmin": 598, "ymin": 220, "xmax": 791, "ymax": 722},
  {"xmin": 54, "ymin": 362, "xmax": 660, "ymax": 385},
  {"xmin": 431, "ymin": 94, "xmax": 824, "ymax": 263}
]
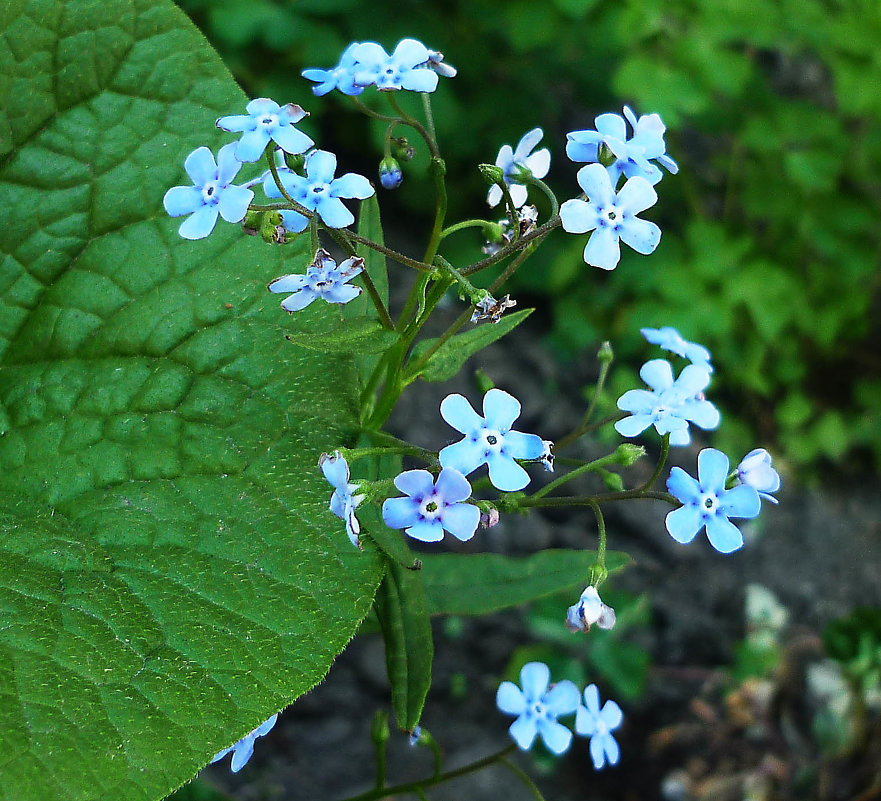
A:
[{"xmin": 204, "ymin": 303, "xmax": 881, "ymax": 801}]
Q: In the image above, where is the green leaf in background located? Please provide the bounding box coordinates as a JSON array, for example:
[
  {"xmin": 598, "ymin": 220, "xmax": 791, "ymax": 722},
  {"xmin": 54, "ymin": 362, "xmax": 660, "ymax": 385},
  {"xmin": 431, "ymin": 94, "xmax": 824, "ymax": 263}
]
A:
[
  {"xmin": 373, "ymin": 560, "xmax": 433, "ymax": 732},
  {"xmin": 0, "ymin": 2, "xmax": 383, "ymax": 800},
  {"xmin": 406, "ymin": 308, "xmax": 533, "ymax": 383},
  {"xmin": 421, "ymin": 549, "xmax": 630, "ymax": 616},
  {"xmin": 282, "ymin": 313, "xmax": 397, "ymax": 354}
]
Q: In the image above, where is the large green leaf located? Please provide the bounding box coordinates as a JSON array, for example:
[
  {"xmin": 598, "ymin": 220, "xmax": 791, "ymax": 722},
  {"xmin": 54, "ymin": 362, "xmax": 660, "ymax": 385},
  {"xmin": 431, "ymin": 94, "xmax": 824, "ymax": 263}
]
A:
[
  {"xmin": 421, "ymin": 549, "xmax": 630, "ymax": 616},
  {"xmin": 0, "ymin": 2, "xmax": 383, "ymax": 800}
]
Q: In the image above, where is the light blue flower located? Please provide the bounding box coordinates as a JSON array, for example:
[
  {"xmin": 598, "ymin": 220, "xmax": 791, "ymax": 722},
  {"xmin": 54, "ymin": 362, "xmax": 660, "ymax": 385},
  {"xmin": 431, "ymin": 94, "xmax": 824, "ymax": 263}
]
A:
[
  {"xmin": 496, "ymin": 662, "xmax": 580, "ymax": 755},
  {"xmin": 216, "ymin": 98, "xmax": 314, "ymax": 163},
  {"xmin": 438, "ymin": 389, "xmax": 548, "ymax": 492},
  {"xmin": 641, "ymin": 326, "xmax": 713, "ymax": 373},
  {"xmin": 735, "ymin": 449, "xmax": 780, "ymax": 504},
  {"xmin": 565, "ymin": 586, "xmax": 616, "ymax": 633},
  {"xmin": 575, "ymin": 685, "xmax": 622, "ymax": 770},
  {"xmin": 382, "ymin": 468, "xmax": 480, "ymax": 543},
  {"xmin": 666, "ymin": 448, "xmax": 762, "ymax": 554},
  {"xmin": 320, "ymin": 451, "xmax": 365, "ymax": 549},
  {"xmin": 269, "ymin": 249, "xmax": 363, "ymax": 312},
  {"xmin": 210, "ymin": 713, "xmax": 278, "ymax": 773},
  {"xmin": 486, "ymin": 128, "xmax": 551, "ymax": 209},
  {"xmin": 560, "ymin": 163, "xmax": 660, "ymax": 270},
  {"xmin": 302, "ymin": 43, "xmax": 365, "ymax": 97},
  {"xmin": 263, "ymin": 150, "xmax": 374, "ymax": 232},
  {"xmin": 566, "ymin": 106, "xmax": 678, "ymax": 186},
  {"xmin": 163, "ymin": 144, "xmax": 254, "ymax": 240},
  {"xmin": 615, "ymin": 359, "xmax": 719, "ymax": 446},
  {"xmin": 351, "ymin": 39, "xmax": 440, "ymax": 92}
]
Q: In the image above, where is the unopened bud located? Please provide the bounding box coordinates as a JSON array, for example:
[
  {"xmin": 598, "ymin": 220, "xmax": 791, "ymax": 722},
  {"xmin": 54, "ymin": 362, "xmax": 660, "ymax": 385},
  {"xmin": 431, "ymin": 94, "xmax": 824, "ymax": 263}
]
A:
[
  {"xmin": 390, "ymin": 137, "xmax": 415, "ymax": 162},
  {"xmin": 379, "ymin": 157, "xmax": 403, "ymax": 190},
  {"xmin": 614, "ymin": 443, "xmax": 645, "ymax": 467},
  {"xmin": 597, "ymin": 340, "xmax": 614, "ymax": 363},
  {"xmin": 371, "ymin": 709, "xmax": 390, "ymax": 745},
  {"xmin": 601, "ymin": 470, "xmax": 624, "ymax": 492},
  {"xmin": 260, "ymin": 211, "xmax": 286, "ymax": 244},
  {"xmin": 479, "ymin": 507, "xmax": 500, "ymax": 529},
  {"xmin": 479, "ymin": 163, "xmax": 505, "ymax": 185}
]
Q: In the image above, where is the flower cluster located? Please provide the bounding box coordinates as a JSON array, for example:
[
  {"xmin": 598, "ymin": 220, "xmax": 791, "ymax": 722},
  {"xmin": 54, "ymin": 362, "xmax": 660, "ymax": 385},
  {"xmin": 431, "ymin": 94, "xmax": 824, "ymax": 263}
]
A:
[
  {"xmin": 303, "ymin": 39, "xmax": 455, "ymax": 96},
  {"xmin": 496, "ymin": 662, "xmax": 623, "ymax": 769},
  {"xmin": 269, "ymin": 249, "xmax": 364, "ymax": 312}
]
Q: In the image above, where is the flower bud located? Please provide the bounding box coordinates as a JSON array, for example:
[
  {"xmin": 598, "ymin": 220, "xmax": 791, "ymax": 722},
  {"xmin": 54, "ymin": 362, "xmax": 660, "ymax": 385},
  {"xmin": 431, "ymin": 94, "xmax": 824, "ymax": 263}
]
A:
[
  {"xmin": 601, "ymin": 470, "xmax": 624, "ymax": 492},
  {"xmin": 390, "ymin": 136, "xmax": 415, "ymax": 162},
  {"xmin": 478, "ymin": 163, "xmax": 505, "ymax": 185},
  {"xmin": 479, "ymin": 507, "xmax": 500, "ymax": 529},
  {"xmin": 614, "ymin": 443, "xmax": 645, "ymax": 467},
  {"xmin": 371, "ymin": 709, "xmax": 390, "ymax": 745},
  {"xmin": 597, "ymin": 340, "xmax": 614, "ymax": 364},
  {"xmin": 260, "ymin": 211, "xmax": 286, "ymax": 244},
  {"xmin": 379, "ymin": 157, "xmax": 403, "ymax": 190}
]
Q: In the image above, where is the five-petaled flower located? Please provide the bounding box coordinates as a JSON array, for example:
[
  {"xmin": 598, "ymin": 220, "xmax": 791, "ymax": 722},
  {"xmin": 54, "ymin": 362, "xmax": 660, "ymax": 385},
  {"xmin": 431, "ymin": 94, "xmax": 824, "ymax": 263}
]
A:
[
  {"xmin": 163, "ymin": 144, "xmax": 254, "ymax": 240},
  {"xmin": 381, "ymin": 468, "xmax": 480, "ymax": 543},
  {"xmin": 216, "ymin": 98, "xmax": 314, "ymax": 163},
  {"xmin": 302, "ymin": 43, "xmax": 365, "ymax": 97},
  {"xmin": 264, "ymin": 149, "xmax": 374, "ymax": 232},
  {"xmin": 641, "ymin": 326, "xmax": 713, "ymax": 373},
  {"xmin": 575, "ymin": 685, "xmax": 623, "ymax": 770},
  {"xmin": 566, "ymin": 106, "xmax": 678, "ymax": 186},
  {"xmin": 486, "ymin": 128, "xmax": 551, "ymax": 209},
  {"xmin": 666, "ymin": 448, "xmax": 762, "ymax": 554},
  {"xmin": 615, "ymin": 359, "xmax": 719, "ymax": 446},
  {"xmin": 320, "ymin": 452, "xmax": 365, "ymax": 549},
  {"xmin": 560, "ymin": 163, "xmax": 660, "ymax": 270},
  {"xmin": 566, "ymin": 586, "xmax": 616, "ymax": 633},
  {"xmin": 496, "ymin": 662, "xmax": 580, "ymax": 755},
  {"xmin": 210, "ymin": 713, "xmax": 279, "ymax": 773},
  {"xmin": 351, "ymin": 39, "xmax": 440, "ymax": 92},
  {"xmin": 735, "ymin": 449, "xmax": 780, "ymax": 504},
  {"xmin": 269, "ymin": 249, "xmax": 363, "ymax": 312},
  {"xmin": 439, "ymin": 389, "xmax": 548, "ymax": 492}
]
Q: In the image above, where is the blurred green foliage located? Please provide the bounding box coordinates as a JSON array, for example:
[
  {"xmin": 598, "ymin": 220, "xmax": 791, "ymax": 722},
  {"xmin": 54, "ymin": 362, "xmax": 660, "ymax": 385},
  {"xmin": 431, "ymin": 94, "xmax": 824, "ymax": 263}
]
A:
[{"xmin": 177, "ymin": 0, "xmax": 881, "ymax": 473}]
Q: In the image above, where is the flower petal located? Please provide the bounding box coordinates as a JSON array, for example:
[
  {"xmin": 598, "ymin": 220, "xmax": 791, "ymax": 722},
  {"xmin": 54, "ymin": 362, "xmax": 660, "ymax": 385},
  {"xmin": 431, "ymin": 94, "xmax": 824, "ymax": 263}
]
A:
[
  {"xmin": 575, "ymin": 706, "xmax": 596, "ymax": 736},
  {"xmin": 583, "ymin": 226, "xmax": 621, "ymax": 270},
  {"xmin": 508, "ymin": 715, "xmax": 538, "ymax": 750},
  {"xmin": 163, "ymin": 186, "xmax": 203, "ymax": 217},
  {"xmin": 513, "ymin": 128, "xmax": 544, "ymax": 161},
  {"xmin": 440, "ymin": 394, "xmax": 484, "ymax": 434},
  {"xmin": 323, "ymin": 283, "xmax": 361, "ymax": 304},
  {"xmin": 681, "ymin": 399, "xmax": 720, "ymax": 430},
  {"xmin": 616, "ymin": 389, "xmax": 655, "ymax": 414},
  {"xmin": 177, "ymin": 205, "xmax": 219, "ymax": 240},
  {"xmin": 184, "ymin": 146, "xmax": 218, "ymax": 186},
  {"xmin": 406, "ymin": 519, "xmax": 445, "ymax": 542},
  {"xmin": 496, "ymin": 681, "xmax": 526, "ymax": 715},
  {"xmin": 502, "ymin": 430, "xmax": 546, "ymax": 460},
  {"xmin": 320, "ymin": 454, "xmax": 349, "ymax": 489},
  {"xmin": 306, "ymin": 150, "xmax": 338, "ymax": 184},
  {"xmin": 665, "ymin": 504, "xmax": 703, "ymax": 544},
  {"xmin": 216, "ymin": 114, "xmax": 255, "ymax": 133},
  {"xmin": 719, "ymin": 485, "xmax": 761, "ymax": 519},
  {"xmin": 217, "ymin": 184, "xmax": 254, "ymax": 223},
  {"xmin": 537, "ymin": 718, "xmax": 573, "ymax": 755},
  {"xmin": 615, "ymin": 176, "xmax": 658, "ymax": 215},
  {"xmin": 279, "ymin": 209, "xmax": 309, "ymax": 233},
  {"xmin": 280, "ymin": 289, "xmax": 318, "ymax": 312},
  {"xmin": 576, "ymin": 163, "xmax": 615, "ymax": 205},
  {"xmin": 508, "ymin": 183, "xmax": 528, "ymax": 208},
  {"xmin": 600, "ymin": 701, "xmax": 623, "ymax": 730},
  {"xmin": 400, "ymin": 69, "xmax": 438, "ymax": 92},
  {"xmin": 382, "ymin": 496, "xmax": 420, "ymax": 529},
  {"xmin": 235, "ymin": 128, "xmax": 272, "ymax": 163},
  {"xmin": 595, "ymin": 112, "xmax": 627, "ymax": 141},
  {"xmin": 331, "ymin": 172, "xmax": 375, "ymax": 200},
  {"xmin": 439, "ymin": 502, "xmax": 479, "ymax": 541},
  {"xmin": 666, "ymin": 466, "xmax": 701, "ymax": 503},
  {"xmin": 705, "ymin": 514, "xmax": 744, "ymax": 554},
  {"xmin": 589, "ymin": 733, "xmax": 607, "ymax": 770},
  {"xmin": 583, "ymin": 684, "xmax": 601, "ymax": 716},
  {"xmin": 487, "ymin": 452, "xmax": 530, "ymax": 491},
  {"xmin": 524, "ymin": 147, "xmax": 551, "ymax": 179},
  {"xmin": 618, "ymin": 217, "xmax": 661, "ymax": 255},
  {"xmin": 434, "ymin": 467, "xmax": 472, "ymax": 503},
  {"xmin": 602, "ymin": 732, "xmax": 621, "ymax": 766},
  {"xmin": 520, "ymin": 662, "xmax": 550, "ymax": 701},
  {"xmin": 229, "ymin": 739, "xmax": 256, "ymax": 773},
  {"xmin": 394, "ymin": 469, "xmax": 436, "ymax": 498},
  {"xmin": 438, "ymin": 438, "xmax": 487, "ymax": 477},
  {"xmin": 487, "ymin": 183, "xmax": 503, "ymax": 207},
  {"xmin": 392, "ymin": 38, "xmax": 430, "ymax": 69},
  {"xmin": 544, "ymin": 679, "xmax": 580, "ymax": 716},
  {"xmin": 560, "ymin": 198, "xmax": 596, "ymax": 234},
  {"xmin": 483, "ymin": 388, "xmax": 521, "ymax": 431},
  {"xmin": 640, "ymin": 359, "xmax": 675, "ymax": 391},
  {"xmin": 316, "ymin": 196, "xmax": 355, "ymax": 229},
  {"xmin": 216, "ymin": 142, "xmax": 244, "ymax": 184},
  {"xmin": 246, "ymin": 97, "xmax": 280, "ymax": 116},
  {"xmin": 614, "ymin": 413, "xmax": 654, "ymax": 438},
  {"xmin": 697, "ymin": 448, "xmax": 729, "ymax": 493},
  {"xmin": 271, "ymin": 124, "xmax": 314, "ymax": 155}
]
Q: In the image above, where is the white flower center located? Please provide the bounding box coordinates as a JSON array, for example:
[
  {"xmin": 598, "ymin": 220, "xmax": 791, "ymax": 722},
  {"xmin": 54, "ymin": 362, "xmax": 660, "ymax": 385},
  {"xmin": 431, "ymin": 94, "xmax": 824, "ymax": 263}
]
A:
[
  {"xmin": 595, "ymin": 719, "xmax": 608, "ymax": 736},
  {"xmin": 201, "ymin": 181, "xmax": 219, "ymax": 204},
  {"xmin": 600, "ymin": 205, "xmax": 621, "ymax": 227},
  {"xmin": 527, "ymin": 701, "xmax": 547, "ymax": 720},
  {"xmin": 419, "ymin": 495, "xmax": 441, "ymax": 520},
  {"xmin": 480, "ymin": 428, "xmax": 504, "ymax": 455},
  {"xmin": 259, "ymin": 114, "xmax": 279, "ymax": 129},
  {"xmin": 700, "ymin": 492, "xmax": 720, "ymax": 513}
]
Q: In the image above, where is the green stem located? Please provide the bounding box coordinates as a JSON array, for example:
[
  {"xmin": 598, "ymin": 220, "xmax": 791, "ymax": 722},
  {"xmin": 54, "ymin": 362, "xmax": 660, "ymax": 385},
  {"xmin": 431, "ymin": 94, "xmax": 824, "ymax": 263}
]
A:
[
  {"xmin": 461, "ymin": 215, "xmax": 561, "ymax": 277},
  {"xmin": 421, "ymin": 93, "xmax": 437, "ymax": 144},
  {"xmin": 339, "ymin": 745, "xmax": 516, "ymax": 801},
  {"xmin": 358, "ymin": 268, "xmax": 396, "ymax": 331},
  {"xmin": 524, "ymin": 175, "xmax": 559, "ymax": 217},
  {"xmin": 638, "ymin": 433, "xmax": 670, "ymax": 492},
  {"xmin": 555, "ymin": 354, "xmax": 614, "ymax": 451},
  {"xmin": 266, "ymin": 149, "xmax": 299, "ymax": 208},
  {"xmin": 359, "ymin": 431, "xmax": 439, "ymax": 465},
  {"xmin": 351, "ymin": 96, "xmax": 401, "ymax": 123},
  {"xmin": 387, "ymin": 94, "xmax": 439, "ymax": 159},
  {"xmin": 519, "ymin": 489, "xmax": 677, "ymax": 509},
  {"xmin": 499, "ymin": 758, "xmax": 549, "ymax": 801},
  {"xmin": 439, "ymin": 218, "xmax": 496, "ymax": 242},
  {"xmin": 423, "ymin": 156, "xmax": 448, "ymax": 264},
  {"xmin": 588, "ymin": 500, "xmax": 607, "ymax": 570},
  {"xmin": 529, "ymin": 450, "xmax": 623, "ymax": 501}
]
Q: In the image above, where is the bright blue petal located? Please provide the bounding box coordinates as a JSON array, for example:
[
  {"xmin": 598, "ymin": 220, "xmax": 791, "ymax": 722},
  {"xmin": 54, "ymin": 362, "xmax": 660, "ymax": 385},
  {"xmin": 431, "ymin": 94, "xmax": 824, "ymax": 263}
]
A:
[
  {"xmin": 320, "ymin": 454, "xmax": 349, "ymax": 489},
  {"xmin": 719, "ymin": 485, "xmax": 761, "ymax": 519},
  {"xmin": 400, "ymin": 69, "xmax": 438, "ymax": 92},
  {"xmin": 682, "ymin": 399, "xmax": 720, "ymax": 430},
  {"xmin": 560, "ymin": 198, "xmax": 596, "ymax": 234},
  {"xmin": 487, "ymin": 452, "xmax": 530, "ymax": 491},
  {"xmin": 439, "ymin": 502, "xmax": 479, "ymax": 541},
  {"xmin": 382, "ymin": 496, "xmax": 420, "ymax": 529},
  {"xmin": 584, "ymin": 226, "xmax": 620, "ymax": 270},
  {"xmin": 508, "ymin": 715, "xmax": 538, "ymax": 750},
  {"xmin": 497, "ymin": 681, "xmax": 526, "ymax": 715},
  {"xmin": 229, "ymin": 738, "xmax": 255, "ymax": 773},
  {"xmin": 483, "ymin": 388, "xmax": 521, "ymax": 431},
  {"xmin": 666, "ymin": 466, "xmax": 701, "ymax": 503},
  {"xmin": 178, "ymin": 205, "xmax": 219, "ymax": 239},
  {"xmin": 537, "ymin": 718, "xmax": 573, "ymax": 755},
  {"xmin": 600, "ymin": 701, "xmax": 623, "ymax": 730},
  {"xmin": 435, "ymin": 468, "xmax": 472, "ymax": 503},
  {"xmin": 675, "ymin": 364, "xmax": 712, "ymax": 396},
  {"xmin": 595, "ymin": 112, "xmax": 627, "ymax": 141},
  {"xmin": 583, "ymin": 684, "xmax": 601, "ymax": 716},
  {"xmin": 616, "ymin": 389, "xmax": 656, "ymax": 414},
  {"xmin": 618, "ymin": 217, "xmax": 661, "ymax": 255},
  {"xmin": 602, "ymin": 732, "xmax": 621, "ymax": 766},
  {"xmin": 394, "ymin": 469, "xmax": 435, "ymax": 498},
  {"xmin": 163, "ymin": 186, "xmax": 203, "ymax": 217},
  {"xmin": 392, "ymin": 38, "xmax": 430, "ymax": 68},
  {"xmin": 216, "ymin": 142, "xmax": 243, "ymax": 184},
  {"xmin": 406, "ymin": 519, "xmax": 445, "ymax": 542},
  {"xmin": 306, "ymin": 150, "xmax": 338, "ymax": 183},
  {"xmin": 216, "ymin": 114, "xmax": 254, "ymax": 133},
  {"xmin": 254, "ymin": 714, "xmax": 279, "ymax": 737},
  {"xmin": 705, "ymin": 514, "xmax": 744, "ymax": 554},
  {"xmin": 665, "ymin": 504, "xmax": 703, "ymax": 544},
  {"xmin": 640, "ymin": 359, "xmax": 674, "ymax": 391},
  {"xmin": 503, "ymin": 430, "xmax": 545, "ymax": 460},
  {"xmin": 217, "ymin": 184, "xmax": 253, "ymax": 223},
  {"xmin": 616, "ymin": 175, "xmax": 658, "ymax": 215},
  {"xmin": 316, "ymin": 196, "xmax": 355, "ymax": 228},
  {"xmin": 575, "ymin": 706, "xmax": 596, "ymax": 736},
  {"xmin": 589, "ymin": 733, "xmax": 607, "ymax": 769},
  {"xmin": 439, "ymin": 438, "xmax": 487, "ymax": 476},
  {"xmin": 519, "ymin": 662, "xmax": 550, "ymax": 702},
  {"xmin": 440, "ymin": 394, "xmax": 484, "ymax": 434},
  {"xmin": 279, "ymin": 210, "xmax": 308, "ymax": 233},
  {"xmin": 525, "ymin": 147, "xmax": 551, "ymax": 179},
  {"xmin": 565, "ymin": 134, "xmax": 599, "ymax": 163},
  {"xmin": 614, "ymin": 414, "xmax": 653, "ymax": 438},
  {"xmin": 280, "ymin": 289, "xmax": 318, "ymax": 312},
  {"xmin": 544, "ymin": 680, "xmax": 580, "ymax": 716},
  {"xmin": 330, "ymin": 173, "xmax": 375, "ymax": 199},
  {"xmin": 697, "ymin": 448, "xmax": 729, "ymax": 492},
  {"xmin": 271, "ymin": 124, "xmax": 314, "ymax": 155},
  {"xmin": 513, "ymin": 127, "xmax": 544, "ymax": 161},
  {"xmin": 235, "ymin": 128, "xmax": 271, "ymax": 163},
  {"xmin": 184, "ymin": 147, "xmax": 217, "ymax": 186},
  {"xmin": 246, "ymin": 98, "xmax": 279, "ymax": 115},
  {"xmin": 323, "ymin": 283, "xmax": 361, "ymax": 304},
  {"xmin": 577, "ymin": 163, "xmax": 615, "ymax": 205},
  {"xmin": 210, "ymin": 746, "xmax": 233, "ymax": 764}
]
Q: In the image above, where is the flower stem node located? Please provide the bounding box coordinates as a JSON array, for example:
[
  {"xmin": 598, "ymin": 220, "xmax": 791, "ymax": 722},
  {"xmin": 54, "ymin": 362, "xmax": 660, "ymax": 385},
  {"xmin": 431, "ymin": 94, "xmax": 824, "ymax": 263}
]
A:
[
  {"xmin": 614, "ymin": 443, "xmax": 646, "ymax": 467},
  {"xmin": 379, "ymin": 157, "xmax": 403, "ymax": 189}
]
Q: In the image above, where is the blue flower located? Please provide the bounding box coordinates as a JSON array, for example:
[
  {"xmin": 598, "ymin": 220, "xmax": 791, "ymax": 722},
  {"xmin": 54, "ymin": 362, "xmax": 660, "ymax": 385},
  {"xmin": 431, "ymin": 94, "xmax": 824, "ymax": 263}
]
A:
[
  {"xmin": 641, "ymin": 326, "xmax": 713, "ymax": 373},
  {"xmin": 438, "ymin": 389, "xmax": 548, "ymax": 492},
  {"xmin": 666, "ymin": 448, "xmax": 762, "ymax": 554},
  {"xmin": 560, "ymin": 163, "xmax": 660, "ymax": 270},
  {"xmin": 566, "ymin": 106, "xmax": 678, "ymax": 186},
  {"xmin": 320, "ymin": 451, "xmax": 365, "ymax": 549},
  {"xmin": 486, "ymin": 128, "xmax": 551, "ymax": 209},
  {"xmin": 565, "ymin": 586, "xmax": 616, "ymax": 633},
  {"xmin": 575, "ymin": 685, "xmax": 622, "ymax": 770},
  {"xmin": 615, "ymin": 359, "xmax": 720, "ymax": 446},
  {"xmin": 496, "ymin": 662, "xmax": 580, "ymax": 755},
  {"xmin": 269, "ymin": 249, "xmax": 363, "ymax": 312},
  {"xmin": 426, "ymin": 49, "xmax": 457, "ymax": 78},
  {"xmin": 351, "ymin": 39, "xmax": 440, "ymax": 92},
  {"xmin": 163, "ymin": 144, "xmax": 254, "ymax": 240},
  {"xmin": 216, "ymin": 98, "xmax": 314, "ymax": 163},
  {"xmin": 210, "ymin": 713, "xmax": 278, "ymax": 773},
  {"xmin": 263, "ymin": 149, "xmax": 374, "ymax": 232},
  {"xmin": 302, "ymin": 43, "xmax": 365, "ymax": 97},
  {"xmin": 381, "ymin": 468, "xmax": 480, "ymax": 543},
  {"xmin": 735, "ymin": 449, "xmax": 780, "ymax": 504}
]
